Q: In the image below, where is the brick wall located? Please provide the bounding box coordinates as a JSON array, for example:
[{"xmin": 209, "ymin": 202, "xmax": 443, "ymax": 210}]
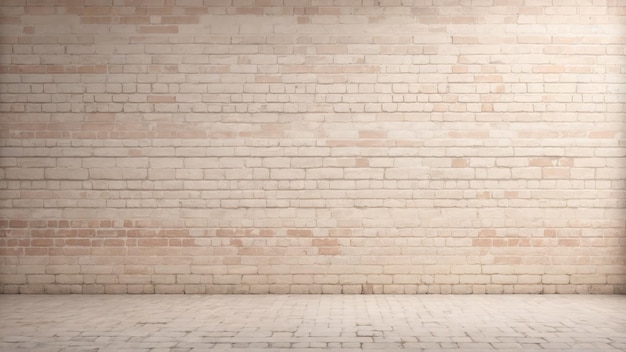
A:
[{"xmin": 1, "ymin": 0, "xmax": 625, "ymax": 294}]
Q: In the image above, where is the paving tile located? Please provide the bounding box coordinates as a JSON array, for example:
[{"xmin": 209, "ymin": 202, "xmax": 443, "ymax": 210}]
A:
[{"xmin": 0, "ymin": 294, "xmax": 624, "ymax": 351}]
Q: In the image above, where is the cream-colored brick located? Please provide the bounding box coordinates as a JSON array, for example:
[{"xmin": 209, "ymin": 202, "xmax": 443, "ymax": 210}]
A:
[
  {"xmin": 518, "ymin": 275, "xmax": 542, "ymax": 284},
  {"xmin": 0, "ymin": 274, "xmax": 27, "ymax": 284},
  {"xmin": 492, "ymin": 275, "xmax": 518, "ymax": 284},
  {"xmin": 542, "ymin": 274, "xmax": 570, "ymax": 285},
  {"xmin": 27, "ymin": 275, "xmax": 55, "ymax": 284},
  {"xmin": 5, "ymin": 168, "xmax": 44, "ymax": 180}
]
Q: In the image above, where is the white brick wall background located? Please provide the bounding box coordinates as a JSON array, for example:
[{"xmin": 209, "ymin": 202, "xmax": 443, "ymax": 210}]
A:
[{"xmin": 0, "ymin": 0, "xmax": 624, "ymax": 294}]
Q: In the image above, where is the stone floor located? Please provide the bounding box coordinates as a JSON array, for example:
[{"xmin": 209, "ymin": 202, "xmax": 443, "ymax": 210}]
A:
[{"xmin": 0, "ymin": 294, "xmax": 624, "ymax": 351}]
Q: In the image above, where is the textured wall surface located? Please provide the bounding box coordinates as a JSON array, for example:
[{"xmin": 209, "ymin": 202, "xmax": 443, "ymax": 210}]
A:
[{"xmin": 0, "ymin": 0, "xmax": 625, "ymax": 294}]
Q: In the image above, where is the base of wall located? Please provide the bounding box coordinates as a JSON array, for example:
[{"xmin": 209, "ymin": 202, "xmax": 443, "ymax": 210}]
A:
[{"xmin": 2, "ymin": 283, "xmax": 623, "ymax": 295}]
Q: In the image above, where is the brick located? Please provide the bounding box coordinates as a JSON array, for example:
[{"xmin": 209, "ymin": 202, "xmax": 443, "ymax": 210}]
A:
[
  {"xmin": 5, "ymin": 168, "xmax": 44, "ymax": 180},
  {"xmin": 45, "ymin": 168, "xmax": 89, "ymax": 180}
]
